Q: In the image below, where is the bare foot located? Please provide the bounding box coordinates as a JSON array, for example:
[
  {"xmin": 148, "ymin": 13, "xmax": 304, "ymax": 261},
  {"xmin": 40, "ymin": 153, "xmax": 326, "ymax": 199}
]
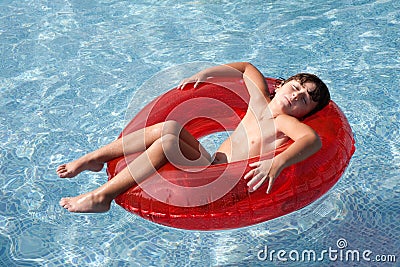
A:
[
  {"xmin": 59, "ymin": 192, "xmax": 111, "ymax": 213},
  {"xmin": 56, "ymin": 154, "xmax": 104, "ymax": 178}
]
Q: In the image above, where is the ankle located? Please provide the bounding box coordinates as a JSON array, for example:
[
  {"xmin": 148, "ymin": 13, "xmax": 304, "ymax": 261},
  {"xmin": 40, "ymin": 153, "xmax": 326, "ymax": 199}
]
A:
[
  {"xmin": 93, "ymin": 191, "xmax": 113, "ymax": 204},
  {"xmin": 87, "ymin": 151, "xmax": 103, "ymax": 164}
]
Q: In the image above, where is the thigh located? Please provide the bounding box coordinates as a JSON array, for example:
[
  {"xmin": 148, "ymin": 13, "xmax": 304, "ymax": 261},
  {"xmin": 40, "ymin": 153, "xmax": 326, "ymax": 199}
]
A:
[
  {"xmin": 120, "ymin": 121, "xmax": 194, "ymax": 152},
  {"xmin": 161, "ymin": 120, "xmax": 211, "ymax": 160},
  {"xmin": 178, "ymin": 138, "xmax": 212, "ymax": 166},
  {"xmin": 179, "ymin": 128, "xmax": 212, "ymax": 163},
  {"xmin": 162, "ymin": 134, "xmax": 212, "ymax": 166}
]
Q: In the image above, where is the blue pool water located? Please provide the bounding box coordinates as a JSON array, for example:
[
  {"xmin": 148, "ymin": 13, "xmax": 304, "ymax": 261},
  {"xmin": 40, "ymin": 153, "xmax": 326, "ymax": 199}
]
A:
[{"xmin": 1, "ymin": 0, "xmax": 399, "ymax": 266}]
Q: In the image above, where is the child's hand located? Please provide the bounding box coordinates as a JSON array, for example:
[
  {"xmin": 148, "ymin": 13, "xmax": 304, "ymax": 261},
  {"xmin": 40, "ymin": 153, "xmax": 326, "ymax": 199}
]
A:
[
  {"xmin": 177, "ymin": 72, "xmax": 208, "ymax": 90},
  {"xmin": 244, "ymin": 159, "xmax": 283, "ymax": 194}
]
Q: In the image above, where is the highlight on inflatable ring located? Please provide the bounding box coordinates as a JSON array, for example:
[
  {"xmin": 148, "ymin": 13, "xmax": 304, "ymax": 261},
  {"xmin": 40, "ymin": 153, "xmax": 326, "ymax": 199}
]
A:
[{"xmin": 106, "ymin": 77, "xmax": 355, "ymax": 230}]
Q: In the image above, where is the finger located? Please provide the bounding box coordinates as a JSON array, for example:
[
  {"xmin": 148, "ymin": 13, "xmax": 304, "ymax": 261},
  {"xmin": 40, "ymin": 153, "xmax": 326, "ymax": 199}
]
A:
[
  {"xmin": 179, "ymin": 79, "xmax": 190, "ymax": 90},
  {"xmin": 247, "ymin": 173, "xmax": 264, "ymax": 188},
  {"xmin": 181, "ymin": 80, "xmax": 187, "ymax": 90},
  {"xmin": 183, "ymin": 82, "xmax": 190, "ymax": 90},
  {"xmin": 244, "ymin": 169, "xmax": 255, "ymax": 180},
  {"xmin": 177, "ymin": 80, "xmax": 185, "ymax": 89},
  {"xmin": 252, "ymin": 175, "xmax": 268, "ymax": 192},
  {"xmin": 194, "ymin": 80, "xmax": 201, "ymax": 88},
  {"xmin": 249, "ymin": 161, "xmax": 261, "ymax": 168},
  {"xmin": 245, "ymin": 167, "xmax": 261, "ymax": 180},
  {"xmin": 266, "ymin": 176, "xmax": 275, "ymax": 194}
]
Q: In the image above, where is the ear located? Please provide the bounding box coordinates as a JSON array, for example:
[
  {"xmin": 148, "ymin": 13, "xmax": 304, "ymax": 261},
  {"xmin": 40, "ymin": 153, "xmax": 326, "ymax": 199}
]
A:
[{"xmin": 275, "ymin": 81, "xmax": 284, "ymax": 90}]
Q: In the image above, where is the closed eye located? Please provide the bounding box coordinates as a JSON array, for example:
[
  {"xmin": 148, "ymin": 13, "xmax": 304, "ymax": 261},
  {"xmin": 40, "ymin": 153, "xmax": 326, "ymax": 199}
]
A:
[{"xmin": 292, "ymin": 84, "xmax": 308, "ymax": 104}]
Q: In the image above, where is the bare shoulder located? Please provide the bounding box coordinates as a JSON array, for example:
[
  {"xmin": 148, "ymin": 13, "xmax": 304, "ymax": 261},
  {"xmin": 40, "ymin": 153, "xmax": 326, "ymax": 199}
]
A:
[
  {"xmin": 274, "ymin": 114, "xmax": 300, "ymax": 127},
  {"xmin": 274, "ymin": 114, "xmax": 318, "ymax": 140}
]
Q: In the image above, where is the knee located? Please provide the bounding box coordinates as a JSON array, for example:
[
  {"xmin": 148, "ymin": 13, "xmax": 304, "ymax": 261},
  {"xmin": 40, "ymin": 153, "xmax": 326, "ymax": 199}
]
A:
[
  {"xmin": 159, "ymin": 133, "xmax": 179, "ymax": 152},
  {"xmin": 162, "ymin": 120, "xmax": 183, "ymax": 135}
]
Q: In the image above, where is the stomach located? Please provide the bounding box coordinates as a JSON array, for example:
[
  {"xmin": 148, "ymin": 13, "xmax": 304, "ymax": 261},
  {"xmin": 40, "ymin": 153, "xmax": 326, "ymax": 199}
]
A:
[{"xmin": 214, "ymin": 136, "xmax": 262, "ymax": 163}]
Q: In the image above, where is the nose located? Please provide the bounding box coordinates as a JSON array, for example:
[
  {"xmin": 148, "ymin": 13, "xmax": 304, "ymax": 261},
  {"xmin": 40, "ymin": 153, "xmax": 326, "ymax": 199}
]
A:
[{"xmin": 291, "ymin": 91, "xmax": 304, "ymax": 100}]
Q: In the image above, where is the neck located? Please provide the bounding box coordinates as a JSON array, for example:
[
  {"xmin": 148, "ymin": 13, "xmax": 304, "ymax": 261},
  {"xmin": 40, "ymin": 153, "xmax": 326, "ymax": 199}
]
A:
[{"xmin": 267, "ymin": 102, "xmax": 281, "ymax": 118}]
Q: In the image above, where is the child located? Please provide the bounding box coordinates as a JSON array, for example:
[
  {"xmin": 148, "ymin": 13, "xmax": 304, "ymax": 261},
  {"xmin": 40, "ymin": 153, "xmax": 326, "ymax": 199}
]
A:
[{"xmin": 57, "ymin": 62, "xmax": 330, "ymax": 213}]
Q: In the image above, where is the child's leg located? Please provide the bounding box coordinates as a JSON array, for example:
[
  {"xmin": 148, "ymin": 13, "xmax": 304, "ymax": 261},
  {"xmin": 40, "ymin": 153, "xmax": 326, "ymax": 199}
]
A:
[
  {"xmin": 59, "ymin": 133, "xmax": 211, "ymax": 213},
  {"xmin": 57, "ymin": 120, "xmax": 206, "ymax": 178}
]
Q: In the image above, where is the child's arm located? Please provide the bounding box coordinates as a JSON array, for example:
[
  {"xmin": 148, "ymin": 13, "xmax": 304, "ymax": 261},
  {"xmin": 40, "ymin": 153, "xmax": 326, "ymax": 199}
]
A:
[
  {"xmin": 245, "ymin": 115, "xmax": 322, "ymax": 194},
  {"xmin": 178, "ymin": 62, "xmax": 270, "ymax": 100}
]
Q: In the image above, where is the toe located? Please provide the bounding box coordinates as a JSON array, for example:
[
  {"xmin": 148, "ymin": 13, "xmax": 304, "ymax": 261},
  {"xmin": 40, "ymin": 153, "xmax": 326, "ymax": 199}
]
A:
[
  {"xmin": 58, "ymin": 170, "xmax": 71, "ymax": 178},
  {"xmin": 56, "ymin": 167, "xmax": 67, "ymax": 177},
  {"xmin": 56, "ymin": 164, "xmax": 66, "ymax": 172},
  {"xmin": 67, "ymin": 206, "xmax": 77, "ymax": 212},
  {"xmin": 59, "ymin": 197, "xmax": 70, "ymax": 206}
]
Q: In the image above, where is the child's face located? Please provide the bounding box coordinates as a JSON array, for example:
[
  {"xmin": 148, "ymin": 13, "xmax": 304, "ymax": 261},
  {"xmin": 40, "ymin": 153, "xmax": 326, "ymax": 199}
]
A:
[{"xmin": 272, "ymin": 80, "xmax": 318, "ymax": 118}]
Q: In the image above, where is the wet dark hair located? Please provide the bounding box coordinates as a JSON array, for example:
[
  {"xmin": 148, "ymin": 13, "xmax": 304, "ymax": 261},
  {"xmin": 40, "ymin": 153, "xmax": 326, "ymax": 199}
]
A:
[{"xmin": 282, "ymin": 73, "xmax": 331, "ymax": 117}]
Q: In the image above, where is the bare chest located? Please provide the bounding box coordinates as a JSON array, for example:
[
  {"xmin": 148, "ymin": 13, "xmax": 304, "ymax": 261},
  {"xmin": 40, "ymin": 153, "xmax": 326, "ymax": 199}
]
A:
[{"xmin": 219, "ymin": 113, "xmax": 287, "ymax": 160}]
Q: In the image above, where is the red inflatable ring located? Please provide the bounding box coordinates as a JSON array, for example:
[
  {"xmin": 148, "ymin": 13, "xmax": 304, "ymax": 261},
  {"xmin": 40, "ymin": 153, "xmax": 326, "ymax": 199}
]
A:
[{"xmin": 107, "ymin": 77, "xmax": 355, "ymax": 230}]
